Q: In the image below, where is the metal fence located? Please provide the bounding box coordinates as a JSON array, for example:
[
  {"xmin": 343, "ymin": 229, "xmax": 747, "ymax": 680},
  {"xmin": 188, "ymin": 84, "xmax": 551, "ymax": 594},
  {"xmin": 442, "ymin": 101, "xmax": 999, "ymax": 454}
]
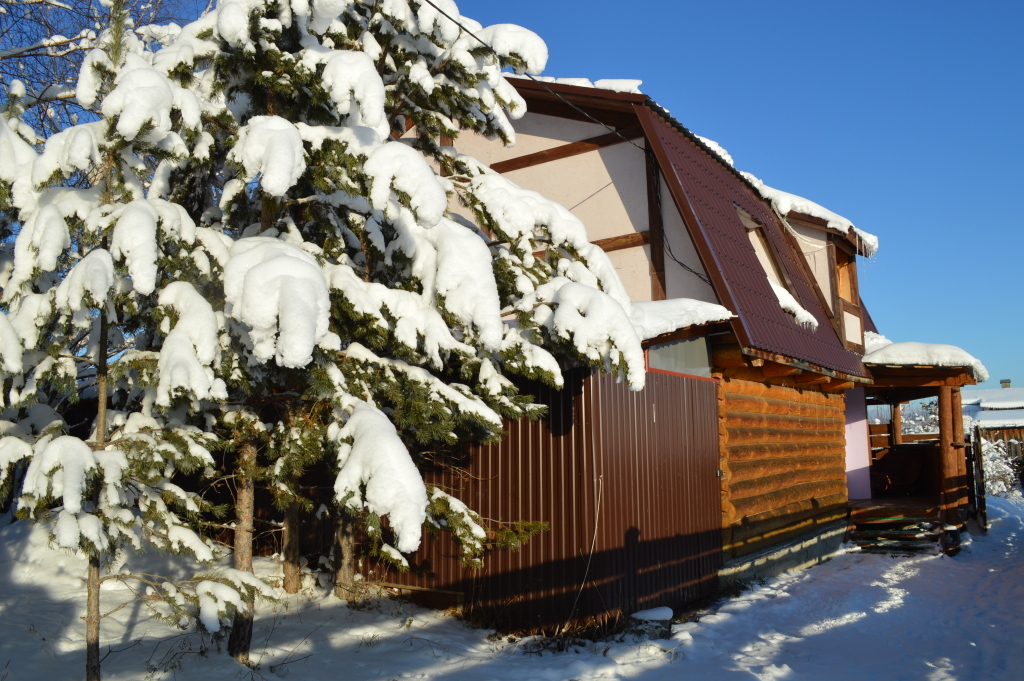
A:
[{"xmin": 367, "ymin": 369, "xmax": 723, "ymax": 632}]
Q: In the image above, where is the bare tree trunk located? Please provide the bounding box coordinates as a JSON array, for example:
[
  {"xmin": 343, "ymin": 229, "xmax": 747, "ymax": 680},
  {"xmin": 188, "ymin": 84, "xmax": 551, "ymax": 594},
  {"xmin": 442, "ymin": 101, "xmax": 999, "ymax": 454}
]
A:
[
  {"xmin": 333, "ymin": 514, "xmax": 356, "ymax": 599},
  {"xmin": 282, "ymin": 500, "xmax": 301, "ymax": 594},
  {"xmin": 228, "ymin": 444, "xmax": 256, "ymax": 666},
  {"xmin": 85, "ymin": 554, "xmax": 102, "ymax": 681}
]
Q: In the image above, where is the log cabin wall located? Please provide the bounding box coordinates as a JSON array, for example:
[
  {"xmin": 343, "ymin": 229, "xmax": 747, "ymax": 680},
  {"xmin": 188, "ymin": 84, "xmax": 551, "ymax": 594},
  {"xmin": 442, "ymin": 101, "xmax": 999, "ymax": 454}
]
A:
[{"xmin": 718, "ymin": 378, "xmax": 849, "ymax": 562}]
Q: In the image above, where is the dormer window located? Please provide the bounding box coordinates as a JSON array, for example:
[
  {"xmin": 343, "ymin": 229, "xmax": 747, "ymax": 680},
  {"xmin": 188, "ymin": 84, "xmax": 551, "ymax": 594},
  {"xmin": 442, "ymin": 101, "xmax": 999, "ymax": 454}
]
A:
[
  {"xmin": 737, "ymin": 206, "xmax": 784, "ymax": 287},
  {"xmin": 830, "ymin": 237, "xmax": 865, "ymax": 353}
]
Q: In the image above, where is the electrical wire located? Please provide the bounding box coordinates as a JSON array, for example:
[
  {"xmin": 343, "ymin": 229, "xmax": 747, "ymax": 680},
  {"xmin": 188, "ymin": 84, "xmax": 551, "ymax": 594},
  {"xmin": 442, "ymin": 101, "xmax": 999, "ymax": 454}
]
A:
[
  {"xmin": 649, "ymin": 153, "xmax": 712, "ymax": 286},
  {"xmin": 420, "ymin": 0, "xmax": 713, "ymax": 288},
  {"xmin": 567, "ymin": 180, "xmax": 612, "ymax": 211},
  {"xmin": 419, "ymin": 0, "xmax": 646, "ymax": 153}
]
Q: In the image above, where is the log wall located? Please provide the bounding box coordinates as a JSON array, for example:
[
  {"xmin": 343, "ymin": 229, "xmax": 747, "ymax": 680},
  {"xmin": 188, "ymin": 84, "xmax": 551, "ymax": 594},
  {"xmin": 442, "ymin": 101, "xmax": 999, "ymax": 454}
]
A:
[{"xmin": 718, "ymin": 378, "xmax": 849, "ymax": 561}]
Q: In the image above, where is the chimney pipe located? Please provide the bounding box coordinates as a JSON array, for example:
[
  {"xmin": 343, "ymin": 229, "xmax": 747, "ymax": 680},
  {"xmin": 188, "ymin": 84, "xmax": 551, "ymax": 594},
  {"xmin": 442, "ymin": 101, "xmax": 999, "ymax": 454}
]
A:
[{"xmin": 1001, "ymin": 379, "xmax": 1011, "ymax": 389}]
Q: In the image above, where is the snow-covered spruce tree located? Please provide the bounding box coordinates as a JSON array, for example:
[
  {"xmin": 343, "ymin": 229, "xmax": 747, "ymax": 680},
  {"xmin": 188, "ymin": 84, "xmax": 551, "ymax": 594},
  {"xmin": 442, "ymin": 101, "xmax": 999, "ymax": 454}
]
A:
[
  {"xmin": 141, "ymin": 0, "xmax": 649, "ymax": 663},
  {"xmin": 0, "ymin": 3, "xmax": 272, "ymax": 680}
]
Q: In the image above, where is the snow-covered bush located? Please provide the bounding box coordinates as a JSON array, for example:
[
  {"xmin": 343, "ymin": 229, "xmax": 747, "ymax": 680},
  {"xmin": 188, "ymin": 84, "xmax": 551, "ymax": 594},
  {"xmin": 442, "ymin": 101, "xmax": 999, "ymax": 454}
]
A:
[{"xmin": 982, "ymin": 438, "xmax": 1023, "ymax": 497}]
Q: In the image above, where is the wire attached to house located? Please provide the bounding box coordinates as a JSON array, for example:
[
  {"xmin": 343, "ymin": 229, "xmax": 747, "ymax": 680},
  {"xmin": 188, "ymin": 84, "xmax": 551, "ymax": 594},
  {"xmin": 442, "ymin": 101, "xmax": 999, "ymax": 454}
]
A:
[
  {"xmin": 561, "ymin": 474, "xmax": 603, "ymax": 636},
  {"xmin": 567, "ymin": 181, "xmax": 613, "ymax": 211},
  {"xmin": 418, "ymin": 0, "xmax": 646, "ymax": 153},
  {"xmin": 649, "ymin": 153, "xmax": 712, "ymax": 286}
]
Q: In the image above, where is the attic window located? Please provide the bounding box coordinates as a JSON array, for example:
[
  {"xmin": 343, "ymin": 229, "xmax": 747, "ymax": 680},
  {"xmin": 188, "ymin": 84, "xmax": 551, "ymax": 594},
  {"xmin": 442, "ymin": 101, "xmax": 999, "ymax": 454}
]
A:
[
  {"xmin": 736, "ymin": 206, "xmax": 784, "ymax": 287},
  {"xmin": 737, "ymin": 205, "xmax": 818, "ymax": 330}
]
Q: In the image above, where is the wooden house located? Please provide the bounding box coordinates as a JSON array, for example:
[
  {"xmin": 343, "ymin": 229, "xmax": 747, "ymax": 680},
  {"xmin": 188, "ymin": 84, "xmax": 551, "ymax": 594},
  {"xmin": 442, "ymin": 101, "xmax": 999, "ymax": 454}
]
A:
[{"xmin": 360, "ymin": 78, "xmax": 988, "ymax": 628}]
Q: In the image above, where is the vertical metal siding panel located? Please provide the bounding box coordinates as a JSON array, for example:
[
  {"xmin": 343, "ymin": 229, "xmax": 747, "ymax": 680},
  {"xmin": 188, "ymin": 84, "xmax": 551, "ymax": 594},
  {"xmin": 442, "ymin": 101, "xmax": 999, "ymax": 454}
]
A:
[{"xmin": 378, "ymin": 370, "xmax": 723, "ymax": 629}]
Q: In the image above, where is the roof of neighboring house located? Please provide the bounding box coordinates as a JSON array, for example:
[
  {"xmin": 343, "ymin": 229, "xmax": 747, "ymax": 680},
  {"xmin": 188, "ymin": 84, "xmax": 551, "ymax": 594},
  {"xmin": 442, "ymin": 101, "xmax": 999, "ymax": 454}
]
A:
[
  {"xmin": 973, "ymin": 408, "xmax": 1024, "ymax": 429},
  {"xmin": 962, "ymin": 387, "xmax": 1024, "ymax": 410}
]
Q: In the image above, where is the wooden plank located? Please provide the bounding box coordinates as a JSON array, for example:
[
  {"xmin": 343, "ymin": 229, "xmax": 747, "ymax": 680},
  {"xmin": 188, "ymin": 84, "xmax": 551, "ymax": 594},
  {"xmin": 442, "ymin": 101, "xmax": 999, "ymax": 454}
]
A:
[
  {"xmin": 489, "ymin": 125, "xmax": 644, "ymax": 174},
  {"xmin": 892, "ymin": 402, "xmax": 903, "ymax": 445},
  {"xmin": 820, "ymin": 380, "xmax": 855, "ymax": 393},
  {"xmin": 742, "ymin": 347, "xmax": 871, "ymax": 384},
  {"xmin": 865, "ymin": 376, "xmax": 975, "ymax": 388},
  {"xmin": 761, "ymin": 362, "xmax": 801, "ymax": 377},
  {"xmin": 938, "ymin": 387, "xmax": 959, "ymax": 526},
  {"xmin": 952, "ymin": 388, "xmax": 968, "ymax": 510},
  {"xmin": 640, "ymin": 320, "xmax": 731, "ymax": 349},
  {"xmin": 646, "ymin": 148, "xmax": 666, "ymax": 301},
  {"xmin": 590, "ymin": 230, "xmax": 650, "ymax": 253},
  {"xmin": 713, "ymin": 343, "xmax": 749, "ymax": 369}
]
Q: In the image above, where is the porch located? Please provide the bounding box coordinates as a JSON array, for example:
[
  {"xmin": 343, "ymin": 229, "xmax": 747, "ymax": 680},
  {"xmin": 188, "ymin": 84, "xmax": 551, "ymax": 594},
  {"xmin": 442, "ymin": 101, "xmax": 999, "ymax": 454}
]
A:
[{"xmin": 849, "ymin": 364, "xmax": 987, "ymax": 553}]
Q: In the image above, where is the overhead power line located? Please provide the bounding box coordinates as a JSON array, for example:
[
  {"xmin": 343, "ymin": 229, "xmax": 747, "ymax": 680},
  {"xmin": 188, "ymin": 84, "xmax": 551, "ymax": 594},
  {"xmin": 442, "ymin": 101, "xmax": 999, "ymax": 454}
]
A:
[{"xmin": 418, "ymin": 0, "xmax": 646, "ymax": 153}]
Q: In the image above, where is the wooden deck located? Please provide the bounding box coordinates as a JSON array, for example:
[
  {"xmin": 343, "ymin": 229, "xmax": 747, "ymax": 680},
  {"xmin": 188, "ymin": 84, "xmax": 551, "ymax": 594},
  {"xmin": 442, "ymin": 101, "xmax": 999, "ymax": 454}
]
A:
[{"xmin": 847, "ymin": 498, "xmax": 945, "ymax": 553}]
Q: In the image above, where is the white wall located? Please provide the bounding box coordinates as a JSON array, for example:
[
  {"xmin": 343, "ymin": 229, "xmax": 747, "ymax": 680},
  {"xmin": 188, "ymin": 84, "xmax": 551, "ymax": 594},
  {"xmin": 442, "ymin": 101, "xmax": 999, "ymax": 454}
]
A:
[
  {"xmin": 450, "ymin": 112, "xmax": 724, "ymax": 307},
  {"xmin": 844, "ymin": 386, "xmax": 872, "ymax": 499},
  {"xmin": 661, "ymin": 176, "xmax": 718, "ymax": 304},
  {"xmin": 451, "ymin": 112, "xmax": 656, "ymax": 300}
]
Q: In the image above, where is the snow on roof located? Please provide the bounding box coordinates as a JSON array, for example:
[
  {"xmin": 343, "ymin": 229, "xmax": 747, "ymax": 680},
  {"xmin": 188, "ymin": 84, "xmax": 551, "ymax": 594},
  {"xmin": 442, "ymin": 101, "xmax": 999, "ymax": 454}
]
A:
[
  {"xmin": 529, "ymin": 76, "xmax": 643, "ymax": 94},
  {"xmin": 627, "ymin": 298, "xmax": 734, "ymax": 341},
  {"xmin": 739, "ymin": 172, "xmax": 878, "ymax": 257},
  {"xmin": 864, "ymin": 330, "xmax": 892, "ymax": 355},
  {"xmin": 961, "ymin": 387, "xmax": 1024, "ymax": 410},
  {"xmin": 862, "ymin": 341, "xmax": 989, "ymax": 382},
  {"xmin": 695, "ymin": 135, "xmax": 734, "ymax": 167},
  {"xmin": 972, "ymin": 409, "xmax": 1024, "ymax": 429}
]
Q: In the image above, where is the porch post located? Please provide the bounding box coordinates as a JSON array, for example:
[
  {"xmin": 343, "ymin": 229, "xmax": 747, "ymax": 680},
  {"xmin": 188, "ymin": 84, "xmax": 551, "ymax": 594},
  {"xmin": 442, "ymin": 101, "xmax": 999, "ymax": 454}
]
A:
[
  {"xmin": 951, "ymin": 388, "xmax": 968, "ymax": 512},
  {"xmin": 890, "ymin": 403, "xmax": 902, "ymax": 445},
  {"xmin": 938, "ymin": 387, "xmax": 959, "ymax": 527}
]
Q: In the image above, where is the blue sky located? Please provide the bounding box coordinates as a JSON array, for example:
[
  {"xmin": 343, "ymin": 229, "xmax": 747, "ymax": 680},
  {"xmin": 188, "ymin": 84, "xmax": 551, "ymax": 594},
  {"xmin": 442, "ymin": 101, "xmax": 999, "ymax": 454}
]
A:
[{"xmin": 460, "ymin": 0, "xmax": 1023, "ymax": 388}]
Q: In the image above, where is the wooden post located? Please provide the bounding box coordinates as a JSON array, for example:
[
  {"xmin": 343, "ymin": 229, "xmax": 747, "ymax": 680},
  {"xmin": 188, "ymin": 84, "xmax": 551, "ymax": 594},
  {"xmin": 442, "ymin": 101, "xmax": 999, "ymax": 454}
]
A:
[
  {"xmin": 891, "ymin": 402, "xmax": 903, "ymax": 445},
  {"xmin": 951, "ymin": 388, "xmax": 967, "ymax": 511},
  {"xmin": 937, "ymin": 387, "xmax": 959, "ymax": 527},
  {"xmin": 645, "ymin": 149, "xmax": 666, "ymax": 301}
]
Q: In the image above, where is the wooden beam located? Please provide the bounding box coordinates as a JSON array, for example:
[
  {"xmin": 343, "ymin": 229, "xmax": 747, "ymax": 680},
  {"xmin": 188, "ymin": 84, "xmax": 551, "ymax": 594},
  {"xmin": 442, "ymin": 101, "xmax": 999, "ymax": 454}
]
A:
[
  {"xmin": 742, "ymin": 347, "xmax": 871, "ymax": 384},
  {"xmin": 489, "ymin": 126, "xmax": 644, "ymax": 174},
  {"xmin": 864, "ymin": 376, "xmax": 975, "ymax": 388},
  {"xmin": 641, "ymin": 321, "xmax": 731, "ymax": 349},
  {"xmin": 712, "ymin": 343, "xmax": 749, "ymax": 369},
  {"xmin": 952, "ymin": 388, "xmax": 968, "ymax": 510},
  {"xmin": 645, "ymin": 148, "xmax": 666, "ymax": 301},
  {"xmin": 938, "ymin": 387, "xmax": 960, "ymax": 527},
  {"xmin": 591, "ymin": 230, "xmax": 650, "ymax": 253},
  {"xmin": 761, "ymin": 362, "xmax": 801, "ymax": 377},
  {"xmin": 891, "ymin": 401, "xmax": 903, "ymax": 445},
  {"xmin": 820, "ymin": 380, "xmax": 855, "ymax": 393},
  {"xmin": 795, "ymin": 373, "xmax": 831, "ymax": 385},
  {"xmin": 532, "ymin": 230, "xmax": 648, "ymax": 259},
  {"xmin": 634, "ymin": 104, "xmax": 745, "ymax": 345}
]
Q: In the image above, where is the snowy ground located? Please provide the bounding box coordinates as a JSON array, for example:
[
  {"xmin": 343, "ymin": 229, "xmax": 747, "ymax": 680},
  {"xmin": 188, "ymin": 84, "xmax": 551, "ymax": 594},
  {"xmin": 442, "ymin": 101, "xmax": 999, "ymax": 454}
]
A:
[{"xmin": 2, "ymin": 496, "xmax": 1022, "ymax": 681}]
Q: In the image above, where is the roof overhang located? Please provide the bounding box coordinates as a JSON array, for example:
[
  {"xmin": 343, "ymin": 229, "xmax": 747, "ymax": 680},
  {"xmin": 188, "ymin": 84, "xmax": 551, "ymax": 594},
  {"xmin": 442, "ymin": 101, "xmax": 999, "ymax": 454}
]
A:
[
  {"xmin": 785, "ymin": 211, "xmax": 874, "ymax": 257},
  {"xmin": 864, "ymin": 364, "xmax": 978, "ymax": 404}
]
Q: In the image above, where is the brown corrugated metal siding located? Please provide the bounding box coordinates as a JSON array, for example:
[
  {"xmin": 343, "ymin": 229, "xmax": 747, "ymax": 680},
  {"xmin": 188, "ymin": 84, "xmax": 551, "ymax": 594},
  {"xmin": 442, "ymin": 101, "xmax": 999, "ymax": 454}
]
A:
[
  {"xmin": 718, "ymin": 378, "xmax": 849, "ymax": 561},
  {"xmin": 368, "ymin": 370, "xmax": 722, "ymax": 632},
  {"xmin": 636, "ymin": 105, "xmax": 868, "ymax": 379}
]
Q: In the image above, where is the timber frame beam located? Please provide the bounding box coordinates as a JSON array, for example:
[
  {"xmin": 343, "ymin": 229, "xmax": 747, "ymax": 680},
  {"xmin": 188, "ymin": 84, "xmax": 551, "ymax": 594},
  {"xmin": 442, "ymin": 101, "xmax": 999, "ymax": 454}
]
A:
[
  {"xmin": 490, "ymin": 126, "xmax": 644, "ymax": 174},
  {"xmin": 711, "ymin": 342, "xmax": 866, "ymax": 391}
]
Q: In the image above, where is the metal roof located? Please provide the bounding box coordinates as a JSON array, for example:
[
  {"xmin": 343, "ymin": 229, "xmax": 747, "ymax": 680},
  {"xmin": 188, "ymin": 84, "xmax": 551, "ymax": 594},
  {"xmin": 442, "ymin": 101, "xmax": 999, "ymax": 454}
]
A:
[
  {"xmin": 635, "ymin": 105, "xmax": 870, "ymax": 379},
  {"xmin": 502, "ymin": 78, "xmax": 869, "ymax": 379}
]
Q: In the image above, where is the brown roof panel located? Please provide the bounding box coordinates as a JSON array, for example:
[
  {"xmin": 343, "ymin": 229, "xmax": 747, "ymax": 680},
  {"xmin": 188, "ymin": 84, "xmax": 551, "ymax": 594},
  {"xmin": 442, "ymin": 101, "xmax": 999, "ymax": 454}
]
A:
[{"xmin": 636, "ymin": 105, "xmax": 869, "ymax": 379}]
